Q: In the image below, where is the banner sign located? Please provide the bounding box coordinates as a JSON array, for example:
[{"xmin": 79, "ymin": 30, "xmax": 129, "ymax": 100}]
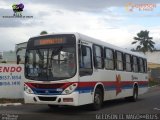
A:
[{"xmin": 0, "ymin": 64, "xmax": 25, "ymax": 98}]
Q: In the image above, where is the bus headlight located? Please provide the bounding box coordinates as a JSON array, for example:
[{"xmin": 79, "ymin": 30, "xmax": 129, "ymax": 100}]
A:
[
  {"xmin": 62, "ymin": 83, "xmax": 78, "ymax": 95},
  {"xmin": 24, "ymin": 84, "xmax": 34, "ymax": 94}
]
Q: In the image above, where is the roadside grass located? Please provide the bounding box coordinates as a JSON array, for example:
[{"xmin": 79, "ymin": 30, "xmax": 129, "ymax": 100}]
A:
[
  {"xmin": 149, "ymin": 80, "xmax": 160, "ymax": 87},
  {"xmin": 0, "ymin": 98, "xmax": 24, "ymax": 104}
]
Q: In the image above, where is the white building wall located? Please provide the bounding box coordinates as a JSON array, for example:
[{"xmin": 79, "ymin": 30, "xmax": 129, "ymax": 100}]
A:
[
  {"xmin": 144, "ymin": 51, "xmax": 160, "ymax": 64},
  {"xmin": 136, "ymin": 51, "xmax": 160, "ymax": 64},
  {"xmin": 15, "ymin": 42, "xmax": 27, "ymax": 64},
  {"xmin": 2, "ymin": 51, "xmax": 16, "ymax": 63}
]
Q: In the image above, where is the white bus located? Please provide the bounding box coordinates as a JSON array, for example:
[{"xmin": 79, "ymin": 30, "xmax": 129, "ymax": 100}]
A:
[{"xmin": 22, "ymin": 33, "xmax": 148, "ymax": 110}]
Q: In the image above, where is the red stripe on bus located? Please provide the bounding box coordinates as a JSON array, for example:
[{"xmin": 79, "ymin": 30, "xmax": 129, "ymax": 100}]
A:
[{"xmin": 25, "ymin": 81, "xmax": 148, "ymax": 89}]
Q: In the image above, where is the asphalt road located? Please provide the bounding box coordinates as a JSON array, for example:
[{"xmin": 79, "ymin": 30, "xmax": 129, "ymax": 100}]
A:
[{"xmin": 0, "ymin": 86, "xmax": 160, "ymax": 120}]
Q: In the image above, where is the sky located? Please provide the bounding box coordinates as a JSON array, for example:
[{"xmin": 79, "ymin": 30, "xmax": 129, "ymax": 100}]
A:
[{"xmin": 0, "ymin": 0, "xmax": 160, "ymax": 51}]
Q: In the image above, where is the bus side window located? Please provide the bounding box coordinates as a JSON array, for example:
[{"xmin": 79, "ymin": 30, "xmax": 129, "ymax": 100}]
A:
[
  {"xmin": 137, "ymin": 57, "xmax": 141, "ymax": 72},
  {"xmin": 143, "ymin": 59, "xmax": 147, "ymax": 73},
  {"xmin": 125, "ymin": 54, "xmax": 132, "ymax": 72},
  {"xmin": 79, "ymin": 45, "xmax": 93, "ymax": 76},
  {"xmin": 116, "ymin": 51, "xmax": 123, "ymax": 71},
  {"xmin": 132, "ymin": 56, "xmax": 138, "ymax": 72},
  {"xmin": 93, "ymin": 45, "xmax": 103, "ymax": 69},
  {"xmin": 104, "ymin": 48, "xmax": 114, "ymax": 70},
  {"xmin": 139, "ymin": 58, "xmax": 144, "ymax": 73}
]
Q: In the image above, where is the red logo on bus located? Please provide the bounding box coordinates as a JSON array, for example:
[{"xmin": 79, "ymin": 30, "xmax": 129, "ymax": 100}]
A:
[{"xmin": 116, "ymin": 74, "xmax": 122, "ymax": 96}]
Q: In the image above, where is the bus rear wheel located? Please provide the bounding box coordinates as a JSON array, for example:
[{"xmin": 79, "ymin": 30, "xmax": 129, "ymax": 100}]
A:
[
  {"xmin": 91, "ymin": 88, "xmax": 103, "ymax": 110},
  {"xmin": 132, "ymin": 87, "xmax": 138, "ymax": 102},
  {"xmin": 126, "ymin": 86, "xmax": 138, "ymax": 102}
]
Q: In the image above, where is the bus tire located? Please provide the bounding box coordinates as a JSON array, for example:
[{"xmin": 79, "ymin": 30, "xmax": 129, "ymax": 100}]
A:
[
  {"xmin": 126, "ymin": 86, "xmax": 138, "ymax": 102},
  {"xmin": 91, "ymin": 88, "xmax": 103, "ymax": 110},
  {"xmin": 132, "ymin": 86, "xmax": 138, "ymax": 102}
]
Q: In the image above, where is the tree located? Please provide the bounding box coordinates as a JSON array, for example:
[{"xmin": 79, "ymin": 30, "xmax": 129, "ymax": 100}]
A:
[
  {"xmin": 40, "ymin": 31, "xmax": 48, "ymax": 35},
  {"xmin": 132, "ymin": 30, "xmax": 155, "ymax": 53}
]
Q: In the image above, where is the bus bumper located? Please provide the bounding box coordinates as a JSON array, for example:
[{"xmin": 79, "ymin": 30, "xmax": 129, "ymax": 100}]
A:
[{"xmin": 24, "ymin": 92, "xmax": 79, "ymax": 106}]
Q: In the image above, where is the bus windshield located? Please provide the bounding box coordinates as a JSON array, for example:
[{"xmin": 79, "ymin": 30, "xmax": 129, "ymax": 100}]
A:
[{"xmin": 25, "ymin": 46, "xmax": 76, "ymax": 81}]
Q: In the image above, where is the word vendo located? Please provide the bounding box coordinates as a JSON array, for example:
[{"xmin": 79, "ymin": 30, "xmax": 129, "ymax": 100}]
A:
[{"xmin": 0, "ymin": 66, "xmax": 22, "ymax": 72}]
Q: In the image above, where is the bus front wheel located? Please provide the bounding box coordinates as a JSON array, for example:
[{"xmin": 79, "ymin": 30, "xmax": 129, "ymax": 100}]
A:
[{"xmin": 91, "ymin": 88, "xmax": 103, "ymax": 110}]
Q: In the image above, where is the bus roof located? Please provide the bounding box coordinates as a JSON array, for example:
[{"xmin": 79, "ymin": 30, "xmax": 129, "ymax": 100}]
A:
[{"xmin": 30, "ymin": 32, "xmax": 146, "ymax": 59}]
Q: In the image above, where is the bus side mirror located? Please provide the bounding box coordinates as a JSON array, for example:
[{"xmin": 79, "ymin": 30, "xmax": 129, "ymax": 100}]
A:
[
  {"xmin": 17, "ymin": 55, "xmax": 21, "ymax": 64},
  {"xmin": 82, "ymin": 46, "xmax": 87, "ymax": 56}
]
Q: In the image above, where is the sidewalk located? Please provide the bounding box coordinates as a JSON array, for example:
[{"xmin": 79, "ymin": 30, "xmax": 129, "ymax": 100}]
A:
[{"xmin": 0, "ymin": 99, "xmax": 23, "ymax": 107}]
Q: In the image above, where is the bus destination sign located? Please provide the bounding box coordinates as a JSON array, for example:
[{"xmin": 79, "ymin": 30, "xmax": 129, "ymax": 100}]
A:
[{"xmin": 34, "ymin": 37, "xmax": 66, "ymax": 46}]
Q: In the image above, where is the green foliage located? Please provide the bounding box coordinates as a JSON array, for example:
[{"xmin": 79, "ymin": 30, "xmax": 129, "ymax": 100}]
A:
[
  {"xmin": 149, "ymin": 80, "xmax": 160, "ymax": 87},
  {"xmin": 40, "ymin": 31, "xmax": 48, "ymax": 35},
  {"xmin": 1, "ymin": 61, "xmax": 7, "ymax": 63},
  {"xmin": 132, "ymin": 30, "xmax": 155, "ymax": 53}
]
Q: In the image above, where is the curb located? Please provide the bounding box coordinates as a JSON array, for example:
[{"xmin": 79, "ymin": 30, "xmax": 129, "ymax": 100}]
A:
[{"xmin": 0, "ymin": 103, "xmax": 22, "ymax": 107}]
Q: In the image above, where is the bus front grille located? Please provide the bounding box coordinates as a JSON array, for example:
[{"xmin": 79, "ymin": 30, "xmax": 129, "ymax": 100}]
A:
[{"xmin": 38, "ymin": 96, "xmax": 57, "ymax": 101}]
